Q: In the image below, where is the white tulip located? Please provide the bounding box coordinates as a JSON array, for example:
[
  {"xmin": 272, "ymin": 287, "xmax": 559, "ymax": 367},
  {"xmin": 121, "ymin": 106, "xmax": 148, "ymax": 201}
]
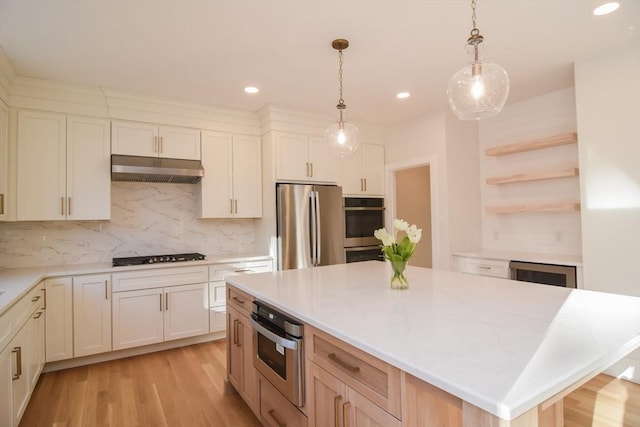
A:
[
  {"xmin": 407, "ymin": 225, "xmax": 422, "ymax": 243},
  {"xmin": 393, "ymin": 219, "xmax": 409, "ymax": 231},
  {"xmin": 374, "ymin": 228, "xmax": 395, "ymax": 246}
]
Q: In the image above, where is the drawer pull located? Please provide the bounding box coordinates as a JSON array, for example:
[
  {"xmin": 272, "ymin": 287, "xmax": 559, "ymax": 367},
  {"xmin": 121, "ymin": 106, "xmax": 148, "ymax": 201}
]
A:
[
  {"xmin": 159, "ymin": 294, "xmax": 163, "ymax": 311},
  {"xmin": 267, "ymin": 409, "xmax": 286, "ymax": 427},
  {"xmin": 11, "ymin": 347, "xmax": 22, "ymax": 380},
  {"xmin": 328, "ymin": 352, "xmax": 360, "ymax": 373},
  {"xmin": 33, "ymin": 311, "xmax": 43, "ymax": 319},
  {"xmin": 165, "ymin": 292, "xmax": 169, "ymax": 311},
  {"xmin": 477, "ymin": 265, "xmax": 492, "ymax": 270},
  {"xmin": 234, "ymin": 269, "xmax": 251, "ymax": 273},
  {"xmin": 31, "ymin": 295, "xmax": 41, "ymax": 302},
  {"xmin": 43, "ymin": 288, "xmax": 47, "ymax": 309},
  {"xmin": 232, "ymin": 296, "xmax": 245, "ymax": 304},
  {"xmin": 334, "ymin": 395, "xmax": 342, "ymax": 426},
  {"xmin": 343, "ymin": 401, "xmax": 351, "ymax": 427}
]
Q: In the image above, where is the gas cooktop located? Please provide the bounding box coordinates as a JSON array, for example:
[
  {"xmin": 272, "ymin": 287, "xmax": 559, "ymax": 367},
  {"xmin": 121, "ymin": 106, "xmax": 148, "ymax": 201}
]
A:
[{"xmin": 112, "ymin": 253, "xmax": 206, "ymax": 267}]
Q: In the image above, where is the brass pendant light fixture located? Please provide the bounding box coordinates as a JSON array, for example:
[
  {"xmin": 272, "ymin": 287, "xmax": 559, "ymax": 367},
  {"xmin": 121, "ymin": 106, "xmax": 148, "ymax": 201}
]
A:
[
  {"xmin": 447, "ymin": 0, "xmax": 509, "ymax": 120},
  {"xmin": 325, "ymin": 39, "xmax": 359, "ymax": 158}
]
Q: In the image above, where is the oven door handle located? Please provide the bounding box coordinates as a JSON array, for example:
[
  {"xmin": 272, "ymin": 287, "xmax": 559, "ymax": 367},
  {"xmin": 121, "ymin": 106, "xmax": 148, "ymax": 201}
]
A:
[
  {"xmin": 250, "ymin": 318, "xmax": 299, "ymax": 350},
  {"xmin": 343, "ymin": 207, "xmax": 385, "ymax": 211}
]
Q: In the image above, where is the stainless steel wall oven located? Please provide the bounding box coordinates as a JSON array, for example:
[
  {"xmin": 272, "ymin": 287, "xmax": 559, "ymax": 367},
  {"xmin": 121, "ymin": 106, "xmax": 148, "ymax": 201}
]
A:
[
  {"xmin": 343, "ymin": 197, "xmax": 384, "ymax": 263},
  {"xmin": 251, "ymin": 300, "xmax": 305, "ymax": 407}
]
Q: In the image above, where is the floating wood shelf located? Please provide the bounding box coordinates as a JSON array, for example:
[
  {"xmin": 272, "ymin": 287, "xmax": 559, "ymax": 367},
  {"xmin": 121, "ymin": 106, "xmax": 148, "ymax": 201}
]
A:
[
  {"xmin": 486, "ymin": 167, "xmax": 579, "ymax": 185},
  {"xmin": 486, "ymin": 203, "xmax": 581, "ymax": 214},
  {"xmin": 485, "ymin": 133, "xmax": 577, "ymax": 156}
]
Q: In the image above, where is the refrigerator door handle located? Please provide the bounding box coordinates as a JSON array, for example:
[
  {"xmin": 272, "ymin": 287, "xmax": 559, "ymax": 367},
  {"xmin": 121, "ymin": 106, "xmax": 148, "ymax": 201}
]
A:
[
  {"xmin": 310, "ymin": 191, "xmax": 318, "ymax": 266},
  {"xmin": 315, "ymin": 190, "xmax": 322, "ymax": 266}
]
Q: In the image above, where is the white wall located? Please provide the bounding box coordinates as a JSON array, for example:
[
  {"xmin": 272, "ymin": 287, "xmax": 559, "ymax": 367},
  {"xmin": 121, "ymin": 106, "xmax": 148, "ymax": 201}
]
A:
[
  {"xmin": 479, "ymin": 88, "xmax": 581, "ymax": 255},
  {"xmin": 0, "ymin": 182, "xmax": 256, "ymax": 268},
  {"xmin": 385, "ymin": 110, "xmax": 481, "ymax": 270},
  {"xmin": 575, "ymin": 43, "xmax": 640, "ymax": 382}
]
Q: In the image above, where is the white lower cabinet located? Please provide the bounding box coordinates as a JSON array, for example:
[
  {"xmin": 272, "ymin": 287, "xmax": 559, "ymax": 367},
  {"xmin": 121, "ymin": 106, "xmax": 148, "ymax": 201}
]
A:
[
  {"xmin": 73, "ymin": 274, "xmax": 112, "ymax": 357},
  {"xmin": 44, "ymin": 277, "xmax": 74, "ymax": 362},
  {"xmin": 112, "ymin": 283, "xmax": 209, "ymax": 350},
  {"xmin": 10, "ymin": 324, "xmax": 29, "ymax": 427},
  {"xmin": 0, "ymin": 346, "xmax": 13, "ymax": 427},
  {"xmin": 27, "ymin": 307, "xmax": 45, "ymax": 391},
  {"xmin": 453, "ymin": 255, "xmax": 510, "ymax": 279}
]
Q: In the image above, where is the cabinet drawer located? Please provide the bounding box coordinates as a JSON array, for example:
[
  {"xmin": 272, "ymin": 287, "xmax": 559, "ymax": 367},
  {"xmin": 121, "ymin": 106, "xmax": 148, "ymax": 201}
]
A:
[
  {"xmin": 307, "ymin": 326, "xmax": 402, "ymax": 419},
  {"xmin": 458, "ymin": 258, "xmax": 509, "ymax": 278},
  {"xmin": 112, "ymin": 266, "xmax": 208, "ymax": 292},
  {"xmin": 226, "ymin": 285, "xmax": 253, "ymax": 315},
  {"xmin": 209, "ymin": 260, "xmax": 272, "ymax": 282},
  {"xmin": 259, "ymin": 374, "xmax": 308, "ymax": 427},
  {"xmin": 0, "ymin": 282, "xmax": 43, "ymax": 352}
]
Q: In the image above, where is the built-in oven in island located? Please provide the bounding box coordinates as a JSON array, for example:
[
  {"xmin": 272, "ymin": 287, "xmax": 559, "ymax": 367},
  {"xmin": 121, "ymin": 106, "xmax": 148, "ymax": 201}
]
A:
[
  {"xmin": 251, "ymin": 300, "xmax": 305, "ymax": 407},
  {"xmin": 343, "ymin": 197, "xmax": 385, "ymax": 263}
]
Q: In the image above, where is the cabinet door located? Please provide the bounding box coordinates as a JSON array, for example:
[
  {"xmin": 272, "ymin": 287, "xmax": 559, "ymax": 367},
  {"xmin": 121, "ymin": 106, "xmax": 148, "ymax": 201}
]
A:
[
  {"xmin": 227, "ymin": 307, "xmax": 244, "ymax": 393},
  {"xmin": 67, "ymin": 116, "xmax": 111, "ymax": 220},
  {"xmin": 27, "ymin": 308, "xmax": 45, "ymax": 391},
  {"xmin": 158, "ymin": 125, "xmax": 201, "ymax": 160},
  {"xmin": 16, "ymin": 110, "xmax": 66, "ymax": 220},
  {"xmin": 73, "ymin": 274, "xmax": 112, "ymax": 357},
  {"xmin": 346, "ymin": 387, "xmax": 401, "ymax": 427},
  {"xmin": 209, "ymin": 281, "xmax": 226, "ymax": 333},
  {"xmin": 10, "ymin": 324, "xmax": 29, "ymax": 427},
  {"xmin": 199, "ymin": 131, "xmax": 233, "ymax": 218},
  {"xmin": 309, "ymin": 136, "xmax": 337, "ymax": 183},
  {"xmin": 240, "ymin": 311, "xmax": 258, "ymax": 412},
  {"xmin": 111, "ymin": 120, "xmax": 158, "ymax": 157},
  {"xmin": 0, "ymin": 346, "xmax": 12, "ymax": 427},
  {"xmin": 112, "ymin": 288, "xmax": 163, "ymax": 350},
  {"xmin": 308, "ymin": 362, "xmax": 347, "ymax": 427},
  {"xmin": 232, "ymin": 135, "xmax": 262, "ymax": 218},
  {"xmin": 163, "ymin": 283, "xmax": 209, "ymax": 341},
  {"xmin": 336, "ymin": 148, "xmax": 363, "ymax": 195},
  {"xmin": 361, "ymin": 144, "xmax": 385, "ymax": 196},
  {"xmin": 275, "ymin": 132, "xmax": 310, "ymax": 181},
  {"xmin": 44, "ymin": 277, "xmax": 73, "ymax": 362},
  {"xmin": 0, "ymin": 100, "xmax": 9, "ymax": 221}
]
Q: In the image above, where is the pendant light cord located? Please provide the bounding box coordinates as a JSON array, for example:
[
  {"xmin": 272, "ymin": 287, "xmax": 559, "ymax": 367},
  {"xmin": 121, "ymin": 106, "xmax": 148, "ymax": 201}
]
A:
[
  {"xmin": 337, "ymin": 48, "xmax": 345, "ymax": 123},
  {"xmin": 471, "ymin": 0, "xmax": 477, "ymax": 33}
]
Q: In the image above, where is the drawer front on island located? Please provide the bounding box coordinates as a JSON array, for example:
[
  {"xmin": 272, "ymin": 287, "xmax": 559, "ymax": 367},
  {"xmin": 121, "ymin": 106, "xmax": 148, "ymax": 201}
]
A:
[
  {"xmin": 227, "ymin": 286, "xmax": 253, "ymax": 316},
  {"xmin": 306, "ymin": 326, "xmax": 402, "ymax": 420},
  {"xmin": 259, "ymin": 373, "xmax": 308, "ymax": 427}
]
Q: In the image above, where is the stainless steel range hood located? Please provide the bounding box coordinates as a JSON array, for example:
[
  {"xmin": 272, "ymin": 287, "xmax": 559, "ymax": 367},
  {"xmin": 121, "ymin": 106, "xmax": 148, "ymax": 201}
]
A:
[{"xmin": 111, "ymin": 155, "xmax": 205, "ymax": 184}]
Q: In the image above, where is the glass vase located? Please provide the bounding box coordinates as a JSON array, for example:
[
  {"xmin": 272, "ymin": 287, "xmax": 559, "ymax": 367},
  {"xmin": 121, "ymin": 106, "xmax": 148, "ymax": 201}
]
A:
[{"xmin": 390, "ymin": 260, "xmax": 409, "ymax": 290}]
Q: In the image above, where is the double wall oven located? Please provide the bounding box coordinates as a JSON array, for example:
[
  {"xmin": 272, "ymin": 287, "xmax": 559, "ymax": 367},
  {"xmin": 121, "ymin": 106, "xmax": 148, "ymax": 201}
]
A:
[{"xmin": 343, "ymin": 197, "xmax": 385, "ymax": 263}]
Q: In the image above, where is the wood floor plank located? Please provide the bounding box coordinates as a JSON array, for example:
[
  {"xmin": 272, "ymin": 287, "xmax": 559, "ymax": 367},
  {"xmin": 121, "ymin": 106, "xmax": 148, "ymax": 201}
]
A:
[{"xmin": 20, "ymin": 339, "xmax": 639, "ymax": 426}]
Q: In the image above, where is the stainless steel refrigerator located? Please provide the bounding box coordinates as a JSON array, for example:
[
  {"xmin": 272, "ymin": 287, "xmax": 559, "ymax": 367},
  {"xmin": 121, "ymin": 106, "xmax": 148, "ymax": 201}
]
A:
[{"xmin": 276, "ymin": 183, "xmax": 345, "ymax": 270}]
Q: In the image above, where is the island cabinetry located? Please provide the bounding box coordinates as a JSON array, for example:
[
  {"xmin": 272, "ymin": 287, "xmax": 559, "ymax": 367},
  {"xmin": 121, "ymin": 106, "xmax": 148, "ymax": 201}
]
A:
[
  {"xmin": 337, "ymin": 143, "xmax": 385, "ymax": 196},
  {"xmin": 274, "ymin": 131, "xmax": 336, "ymax": 183},
  {"xmin": 258, "ymin": 372, "xmax": 308, "ymax": 427},
  {"xmin": 16, "ymin": 111, "xmax": 111, "ymax": 221},
  {"xmin": 112, "ymin": 266, "xmax": 209, "ymax": 350},
  {"xmin": 111, "ymin": 120, "xmax": 201, "ymax": 160},
  {"xmin": 199, "ymin": 131, "xmax": 262, "ymax": 218},
  {"xmin": 226, "ymin": 285, "xmax": 258, "ymax": 415},
  {"xmin": 0, "ymin": 281, "xmax": 45, "ymax": 427},
  {"xmin": 208, "ymin": 260, "xmax": 272, "ymax": 334},
  {"xmin": 72, "ymin": 274, "xmax": 112, "ymax": 357},
  {"xmin": 306, "ymin": 326, "xmax": 402, "ymax": 425}
]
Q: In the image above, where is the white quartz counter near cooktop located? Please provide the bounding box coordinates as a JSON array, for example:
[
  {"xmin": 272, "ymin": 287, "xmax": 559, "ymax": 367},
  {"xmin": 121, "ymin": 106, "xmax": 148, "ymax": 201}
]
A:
[
  {"xmin": 226, "ymin": 261, "xmax": 640, "ymax": 421},
  {"xmin": 0, "ymin": 253, "xmax": 271, "ymax": 316},
  {"xmin": 453, "ymin": 249, "xmax": 583, "ymax": 267}
]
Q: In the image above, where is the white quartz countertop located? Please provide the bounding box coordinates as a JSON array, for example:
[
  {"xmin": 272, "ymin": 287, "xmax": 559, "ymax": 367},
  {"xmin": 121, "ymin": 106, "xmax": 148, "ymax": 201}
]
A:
[
  {"xmin": 453, "ymin": 249, "xmax": 583, "ymax": 267},
  {"xmin": 226, "ymin": 261, "xmax": 640, "ymax": 420},
  {"xmin": 0, "ymin": 253, "xmax": 271, "ymax": 315}
]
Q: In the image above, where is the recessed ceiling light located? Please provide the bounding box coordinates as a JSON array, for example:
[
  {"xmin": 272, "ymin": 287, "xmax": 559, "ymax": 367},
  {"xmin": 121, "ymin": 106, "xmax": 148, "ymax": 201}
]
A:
[
  {"xmin": 244, "ymin": 86, "xmax": 259, "ymax": 94},
  {"xmin": 592, "ymin": 2, "xmax": 620, "ymax": 16},
  {"xmin": 396, "ymin": 92, "xmax": 411, "ymax": 99}
]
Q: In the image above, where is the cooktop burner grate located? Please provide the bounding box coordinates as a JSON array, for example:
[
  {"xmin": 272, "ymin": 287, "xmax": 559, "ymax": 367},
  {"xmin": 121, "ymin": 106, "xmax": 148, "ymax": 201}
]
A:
[{"xmin": 112, "ymin": 253, "xmax": 206, "ymax": 267}]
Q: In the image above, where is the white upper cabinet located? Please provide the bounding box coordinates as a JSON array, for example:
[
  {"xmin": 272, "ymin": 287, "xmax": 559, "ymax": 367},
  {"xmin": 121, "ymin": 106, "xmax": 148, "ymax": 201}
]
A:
[
  {"xmin": 337, "ymin": 143, "xmax": 385, "ymax": 196},
  {"xmin": 111, "ymin": 120, "xmax": 201, "ymax": 160},
  {"xmin": 275, "ymin": 131, "xmax": 336, "ymax": 183},
  {"xmin": 199, "ymin": 131, "xmax": 262, "ymax": 218},
  {"xmin": 16, "ymin": 111, "xmax": 110, "ymax": 221}
]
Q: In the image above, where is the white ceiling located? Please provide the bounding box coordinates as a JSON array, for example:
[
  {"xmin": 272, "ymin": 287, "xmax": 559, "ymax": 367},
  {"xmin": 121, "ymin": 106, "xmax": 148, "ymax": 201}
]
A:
[{"xmin": 0, "ymin": 1, "xmax": 638, "ymax": 125}]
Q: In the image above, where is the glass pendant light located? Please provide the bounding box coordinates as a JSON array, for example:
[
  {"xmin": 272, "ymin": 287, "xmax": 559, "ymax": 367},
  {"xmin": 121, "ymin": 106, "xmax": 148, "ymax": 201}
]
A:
[
  {"xmin": 325, "ymin": 39, "xmax": 359, "ymax": 158},
  {"xmin": 447, "ymin": 0, "xmax": 509, "ymax": 120}
]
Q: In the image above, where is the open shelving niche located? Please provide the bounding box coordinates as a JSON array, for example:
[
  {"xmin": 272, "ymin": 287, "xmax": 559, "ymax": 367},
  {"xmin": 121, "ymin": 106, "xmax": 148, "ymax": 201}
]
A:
[{"xmin": 484, "ymin": 132, "xmax": 580, "ymax": 214}]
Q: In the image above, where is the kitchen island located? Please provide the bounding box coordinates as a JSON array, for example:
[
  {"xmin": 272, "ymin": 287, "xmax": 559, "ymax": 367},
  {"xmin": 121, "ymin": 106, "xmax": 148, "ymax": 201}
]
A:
[{"xmin": 226, "ymin": 261, "xmax": 640, "ymax": 426}]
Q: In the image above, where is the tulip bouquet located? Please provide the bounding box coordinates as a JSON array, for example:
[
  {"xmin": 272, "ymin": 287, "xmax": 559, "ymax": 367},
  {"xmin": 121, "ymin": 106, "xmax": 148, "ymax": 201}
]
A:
[{"xmin": 374, "ymin": 219, "xmax": 422, "ymax": 289}]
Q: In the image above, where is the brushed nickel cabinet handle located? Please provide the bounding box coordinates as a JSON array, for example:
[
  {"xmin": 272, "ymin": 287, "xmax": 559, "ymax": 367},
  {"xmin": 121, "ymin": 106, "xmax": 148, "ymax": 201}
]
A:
[
  {"xmin": 160, "ymin": 136, "xmax": 164, "ymax": 153},
  {"xmin": 343, "ymin": 401, "xmax": 351, "ymax": 427},
  {"xmin": 234, "ymin": 269, "xmax": 251, "ymax": 273},
  {"xmin": 165, "ymin": 292, "xmax": 169, "ymax": 311},
  {"xmin": 234, "ymin": 199, "xmax": 238, "ymax": 214},
  {"xmin": 233, "ymin": 319, "xmax": 238, "ymax": 345},
  {"xmin": 328, "ymin": 352, "xmax": 360, "ymax": 373},
  {"xmin": 43, "ymin": 288, "xmax": 47, "ymax": 310},
  {"xmin": 159, "ymin": 294, "xmax": 163, "ymax": 311},
  {"xmin": 68, "ymin": 197, "xmax": 72, "ymax": 216},
  {"xmin": 153, "ymin": 136, "xmax": 158, "ymax": 153},
  {"xmin": 232, "ymin": 296, "xmax": 245, "ymax": 304},
  {"xmin": 310, "ymin": 162, "xmax": 314, "ymax": 177},
  {"xmin": 0, "ymin": 193, "xmax": 4, "ymax": 215},
  {"xmin": 11, "ymin": 347, "xmax": 22, "ymax": 380},
  {"xmin": 31, "ymin": 295, "xmax": 41, "ymax": 302},
  {"xmin": 104, "ymin": 280, "xmax": 108, "ymax": 300},
  {"xmin": 364, "ymin": 179, "xmax": 367, "ymax": 192},
  {"xmin": 61, "ymin": 197, "xmax": 65, "ymax": 215},
  {"xmin": 33, "ymin": 311, "xmax": 43, "ymax": 319},
  {"xmin": 305, "ymin": 162, "xmax": 309, "ymax": 177},
  {"xmin": 267, "ymin": 409, "xmax": 286, "ymax": 427},
  {"xmin": 477, "ymin": 265, "xmax": 492, "ymax": 270},
  {"xmin": 230, "ymin": 199, "xmax": 233, "ymax": 214},
  {"xmin": 334, "ymin": 395, "xmax": 342, "ymax": 426}
]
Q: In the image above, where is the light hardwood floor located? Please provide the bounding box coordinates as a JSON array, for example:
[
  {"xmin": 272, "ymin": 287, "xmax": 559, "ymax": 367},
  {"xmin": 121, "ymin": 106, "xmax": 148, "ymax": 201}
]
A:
[{"xmin": 20, "ymin": 340, "xmax": 640, "ymax": 426}]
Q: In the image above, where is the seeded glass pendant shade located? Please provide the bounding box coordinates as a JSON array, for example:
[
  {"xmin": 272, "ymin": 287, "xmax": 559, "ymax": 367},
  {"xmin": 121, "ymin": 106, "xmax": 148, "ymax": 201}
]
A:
[
  {"xmin": 325, "ymin": 39, "xmax": 359, "ymax": 158},
  {"xmin": 447, "ymin": 0, "xmax": 509, "ymax": 120}
]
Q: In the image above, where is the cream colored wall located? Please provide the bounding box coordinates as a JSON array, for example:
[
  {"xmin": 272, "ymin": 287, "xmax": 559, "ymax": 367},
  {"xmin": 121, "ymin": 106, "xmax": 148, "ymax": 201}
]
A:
[
  {"xmin": 395, "ymin": 166, "xmax": 432, "ymax": 268},
  {"xmin": 575, "ymin": 42, "xmax": 640, "ymax": 383}
]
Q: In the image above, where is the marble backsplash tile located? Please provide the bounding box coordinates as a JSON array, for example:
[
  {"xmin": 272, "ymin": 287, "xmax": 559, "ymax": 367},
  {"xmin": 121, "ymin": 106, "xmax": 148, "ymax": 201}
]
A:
[{"xmin": 0, "ymin": 182, "xmax": 256, "ymax": 269}]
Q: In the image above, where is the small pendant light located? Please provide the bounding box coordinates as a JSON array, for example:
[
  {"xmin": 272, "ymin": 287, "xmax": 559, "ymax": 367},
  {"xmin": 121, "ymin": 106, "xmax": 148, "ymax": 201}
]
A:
[
  {"xmin": 325, "ymin": 39, "xmax": 359, "ymax": 158},
  {"xmin": 447, "ymin": 0, "xmax": 509, "ymax": 120}
]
